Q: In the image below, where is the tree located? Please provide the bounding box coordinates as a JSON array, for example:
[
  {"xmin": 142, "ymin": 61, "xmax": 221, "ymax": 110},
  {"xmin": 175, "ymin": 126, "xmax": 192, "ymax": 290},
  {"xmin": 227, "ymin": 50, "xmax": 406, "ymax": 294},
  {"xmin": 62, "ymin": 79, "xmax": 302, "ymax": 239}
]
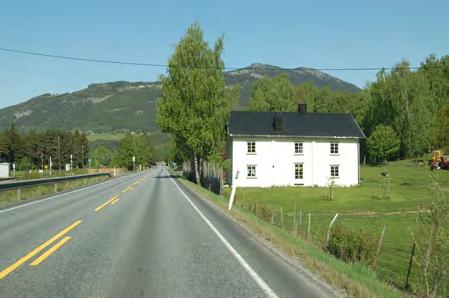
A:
[
  {"xmin": 114, "ymin": 134, "xmax": 153, "ymax": 169},
  {"xmin": 0, "ymin": 131, "xmax": 9, "ymax": 161},
  {"xmin": 157, "ymin": 23, "xmax": 233, "ymax": 185},
  {"xmin": 366, "ymin": 125, "xmax": 400, "ymax": 163},
  {"xmin": 91, "ymin": 146, "xmax": 112, "ymax": 168},
  {"xmin": 5, "ymin": 123, "xmax": 24, "ymax": 163},
  {"xmin": 249, "ymin": 75, "xmax": 296, "ymax": 112},
  {"xmin": 435, "ymin": 105, "xmax": 449, "ymax": 149}
]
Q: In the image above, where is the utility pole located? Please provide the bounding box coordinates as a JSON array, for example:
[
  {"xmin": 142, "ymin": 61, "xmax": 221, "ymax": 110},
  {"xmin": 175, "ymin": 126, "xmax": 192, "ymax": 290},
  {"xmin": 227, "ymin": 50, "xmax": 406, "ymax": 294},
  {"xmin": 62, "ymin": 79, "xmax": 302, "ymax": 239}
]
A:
[
  {"xmin": 58, "ymin": 135, "xmax": 61, "ymax": 173},
  {"xmin": 70, "ymin": 154, "xmax": 73, "ymax": 172},
  {"xmin": 49, "ymin": 156, "xmax": 52, "ymax": 176},
  {"xmin": 81, "ymin": 144, "xmax": 84, "ymax": 168}
]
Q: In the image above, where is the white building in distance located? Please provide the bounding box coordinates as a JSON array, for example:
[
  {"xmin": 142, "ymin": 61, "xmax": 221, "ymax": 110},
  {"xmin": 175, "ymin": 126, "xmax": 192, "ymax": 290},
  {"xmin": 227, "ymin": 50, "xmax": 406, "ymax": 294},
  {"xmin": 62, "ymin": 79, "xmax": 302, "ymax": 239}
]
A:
[{"xmin": 227, "ymin": 104, "xmax": 365, "ymax": 187}]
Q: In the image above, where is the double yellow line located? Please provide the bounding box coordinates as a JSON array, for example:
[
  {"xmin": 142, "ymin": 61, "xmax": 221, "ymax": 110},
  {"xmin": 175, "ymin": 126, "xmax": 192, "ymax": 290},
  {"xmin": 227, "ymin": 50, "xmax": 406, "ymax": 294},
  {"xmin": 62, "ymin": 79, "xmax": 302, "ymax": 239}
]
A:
[
  {"xmin": 0, "ymin": 178, "xmax": 146, "ymax": 280},
  {"xmin": 0, "ymin": 220, "xmax": 82, "ymax": 280},
  {"xmin": 94, "ymin": 196, "xmax": 119, "ymax": 212}
]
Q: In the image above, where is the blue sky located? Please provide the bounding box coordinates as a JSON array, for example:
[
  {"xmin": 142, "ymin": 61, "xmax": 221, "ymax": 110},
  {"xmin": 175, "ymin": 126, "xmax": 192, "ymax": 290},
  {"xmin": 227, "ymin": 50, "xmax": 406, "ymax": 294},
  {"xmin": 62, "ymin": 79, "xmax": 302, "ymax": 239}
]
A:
[{"xmin": 1, "ymin": 0, "xmax": 448, "ymax": 108}]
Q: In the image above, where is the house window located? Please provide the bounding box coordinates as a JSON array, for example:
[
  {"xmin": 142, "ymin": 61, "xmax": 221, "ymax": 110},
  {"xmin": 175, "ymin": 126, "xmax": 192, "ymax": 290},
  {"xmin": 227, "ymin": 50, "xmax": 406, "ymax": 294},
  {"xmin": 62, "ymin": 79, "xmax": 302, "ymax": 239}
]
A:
[
  {"xmin": 330, "ymin": 165, "xmax": 339, "ymax": 178},
  {"xmin": 247, "ymin": 142, "xmax": 256, "ymax": 154},
  {"xmin": 330, "ymin": 143, "xmax": 339, "ymax": 154},
  {"xmin": 295, "ymin": 163, "xmax": 303, "ymax": 179},
  {"xmin": 294, "ymin": 142, "xmax": 303, "ymax": 154},
  {"xmin": 247, "ymin": 165, "xmax": 257, "ymax": 178}
]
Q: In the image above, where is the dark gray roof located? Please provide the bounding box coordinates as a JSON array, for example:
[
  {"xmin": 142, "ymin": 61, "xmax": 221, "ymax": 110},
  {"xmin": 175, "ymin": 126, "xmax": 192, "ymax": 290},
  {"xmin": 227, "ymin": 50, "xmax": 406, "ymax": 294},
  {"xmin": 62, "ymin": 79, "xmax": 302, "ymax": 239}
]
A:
[{"xmin": 228, "ymin": 111, "xmax": 365, "ymax": 138}]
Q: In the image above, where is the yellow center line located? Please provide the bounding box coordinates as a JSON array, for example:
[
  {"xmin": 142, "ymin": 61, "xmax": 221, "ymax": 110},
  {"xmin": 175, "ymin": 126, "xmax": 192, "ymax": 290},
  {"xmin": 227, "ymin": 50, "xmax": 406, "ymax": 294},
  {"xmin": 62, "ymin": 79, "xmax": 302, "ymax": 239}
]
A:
[
  {"xmin": 0, "ymin": 220, "xmax": 82, "ymax": 280},
  {"xmin": 94, "ymin": 196, "xmax": 118, "ymax": 212},
  {"xmin": 30, "ymin": 236, "xmax": 72, "ymax": 266},
  {"xmin": 110, "ymin": 198, "xmax": 120, "ymax": 205},
  {"xmin": 121, "ymin": 186, "xmax": 132, "ymax": 193}
]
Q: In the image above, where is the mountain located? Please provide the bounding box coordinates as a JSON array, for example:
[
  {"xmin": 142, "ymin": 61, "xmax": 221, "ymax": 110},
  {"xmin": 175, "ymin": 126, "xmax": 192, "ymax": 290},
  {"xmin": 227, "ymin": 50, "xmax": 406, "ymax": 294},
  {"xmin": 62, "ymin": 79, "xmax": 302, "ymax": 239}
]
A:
[
  {"xmin": 0, "ymin": 64, "xmax": 360, "ymax": 132},
  {"xmin": 225, "ymin": 63, "xmax": 360, "ymax": 106}
]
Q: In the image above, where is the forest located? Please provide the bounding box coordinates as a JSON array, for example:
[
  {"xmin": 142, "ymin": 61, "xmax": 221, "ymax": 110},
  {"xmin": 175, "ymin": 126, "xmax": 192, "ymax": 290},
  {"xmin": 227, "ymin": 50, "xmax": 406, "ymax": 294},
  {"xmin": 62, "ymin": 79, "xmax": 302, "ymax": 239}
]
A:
[
  {"xmin": 249, "ymin": 55, "xmax": 449, "ymax": 160},
  {"xmin": 0, "ymin": 125, "xmax": 89, "ymax": 171},
  {"xmin": 0, "ymin": 125, "xmax": 154, "ymax": 171}
]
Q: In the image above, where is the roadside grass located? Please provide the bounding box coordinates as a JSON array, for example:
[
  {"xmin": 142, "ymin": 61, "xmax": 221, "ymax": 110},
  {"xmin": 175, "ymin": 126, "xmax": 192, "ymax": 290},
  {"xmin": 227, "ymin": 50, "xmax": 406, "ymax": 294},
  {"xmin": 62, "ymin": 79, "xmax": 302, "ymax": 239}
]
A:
[
  {"xmin": 87, "ymin": 133, "xmax": 125, "ymax": 142},
  {"xmin": 13, "ymin": 168, "xmax": 89, "ymax": 180},
  {"xmin": 178, "ymin": 177, "xmax": 402, "ymax": 298},
  {"xmin": 87, "ymin": 130, "xmax": 171, "ymax": 160},
  {"xmin": 0, "ymin": 176, "xmax": 108, "ymax": 207},
  {"xmin": 221, "ymin": 159, "xmax": 449, "ymax": 295}
]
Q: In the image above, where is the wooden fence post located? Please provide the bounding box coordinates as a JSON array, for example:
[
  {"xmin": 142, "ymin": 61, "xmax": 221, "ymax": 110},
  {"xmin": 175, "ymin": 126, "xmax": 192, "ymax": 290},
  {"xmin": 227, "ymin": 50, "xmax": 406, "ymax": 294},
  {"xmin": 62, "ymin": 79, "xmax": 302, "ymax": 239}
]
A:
[
  {"xmin": 54, "ymin": 183, "xmax": 58, "ymax": 192},
  {"xmin": 326, "ymin": 213, "xmax": 339, "ymax": 244},
  {"xmin": 292, "ymin": 203, "xmax": 297, "ymax": 232},
  {"xmin": 271, "ymin": 210, "xmax": 274, "ymax": 225},
  {"xmin": 371, "ymin": 226, "xmax": 386, "ymax": 269},
  {"xmin": 16, "ymin": 188, "xmax": 21, "ymax": 201},
  {"xmin": 404, "ymin": 242, "xmax": 416, "ymax": 290},
  {"xmin": 307, "ymin": 213, "xmax": 311, "ymax": 241},
  {"xmin": 280, "ymin": 207, "xmax": 284, "ymax": 230}
]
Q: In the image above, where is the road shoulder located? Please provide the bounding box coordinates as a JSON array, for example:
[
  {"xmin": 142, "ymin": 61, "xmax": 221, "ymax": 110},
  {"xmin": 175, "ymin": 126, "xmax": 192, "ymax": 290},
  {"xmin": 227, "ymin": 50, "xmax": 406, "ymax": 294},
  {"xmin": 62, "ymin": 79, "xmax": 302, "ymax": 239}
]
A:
[{"xmin": 175, "ymin": 176, "xmax": 402, "ymax": 298}]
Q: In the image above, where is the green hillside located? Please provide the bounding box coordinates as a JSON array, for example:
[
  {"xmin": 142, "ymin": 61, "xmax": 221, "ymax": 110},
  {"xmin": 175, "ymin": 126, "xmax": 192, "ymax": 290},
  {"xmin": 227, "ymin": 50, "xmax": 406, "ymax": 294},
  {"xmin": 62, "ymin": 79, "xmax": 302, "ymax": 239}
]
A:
[{"xmin": 0, "ymin": 64, "xmax": 359, "ymax": 133}]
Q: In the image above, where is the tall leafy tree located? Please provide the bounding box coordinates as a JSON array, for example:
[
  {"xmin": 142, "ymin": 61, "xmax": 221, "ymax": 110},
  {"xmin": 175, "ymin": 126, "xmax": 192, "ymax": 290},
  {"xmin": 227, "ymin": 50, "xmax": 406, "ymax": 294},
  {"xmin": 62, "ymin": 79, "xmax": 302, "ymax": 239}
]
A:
[
  {"xmin": 366, "ymin": 125, "xmax": 400, "ymax": 163},
  {"xmin": 157, "ymin": 23, "xmax": 232, "ymax": 185},
  {"xmin": 436, "ymin": 105, "xmax": 449, "ymax": 149},
  {"xmin": 91, "ymin": 145, "xmax": 112, "ymax": 168},
  {"xmin": 249, "ymin": 75, "xmax": 296, "ymax": 112},
  {"xmin": 114, "ymin": 133, "xmax": 153, "ymax": 169}
]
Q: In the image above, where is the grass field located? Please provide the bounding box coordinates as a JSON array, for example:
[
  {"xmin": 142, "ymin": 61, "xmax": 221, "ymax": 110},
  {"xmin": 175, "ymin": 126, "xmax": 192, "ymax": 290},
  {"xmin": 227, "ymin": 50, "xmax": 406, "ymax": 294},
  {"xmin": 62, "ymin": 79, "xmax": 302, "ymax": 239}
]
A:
[
  {"xmin": 87, "ymin": 131, "xmax": 171, "ymax": 160},
  {"xmin": 87, "ymin": 133, "xmax": 125, "ymax": 142},
  {"xmin": 223, "ymin": 160, "xmax": 449, "ymax": 295}
]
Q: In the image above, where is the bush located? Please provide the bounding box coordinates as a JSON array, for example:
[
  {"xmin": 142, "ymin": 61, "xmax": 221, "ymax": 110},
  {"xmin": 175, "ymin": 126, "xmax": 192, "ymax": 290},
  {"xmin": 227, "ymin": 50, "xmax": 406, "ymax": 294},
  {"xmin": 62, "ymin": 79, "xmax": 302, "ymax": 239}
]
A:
[
  {"xmin": 327, "ymin": 223, "xmax": 377, "ymax": 265},
  {"xmin": 367, "ymin": 125, "xmax": 400, "ymax": 164}
]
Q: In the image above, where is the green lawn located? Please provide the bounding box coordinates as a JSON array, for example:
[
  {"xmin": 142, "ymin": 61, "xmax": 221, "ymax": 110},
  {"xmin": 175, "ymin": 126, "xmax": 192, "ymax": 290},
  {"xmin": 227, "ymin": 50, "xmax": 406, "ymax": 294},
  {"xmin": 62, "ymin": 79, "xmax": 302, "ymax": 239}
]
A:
[
  {"xmin": 226, "ymin": 160, "xmax": 449, "ymax": 295},
  {"xmin": 87, "ymin": 132, "xmax": 126, "ymax": 142},
  {"xmin": 231, "ymin": 160, "xmax": 449, "ymax": 214},
  {"xmin": 87, "ymin": 131, "xmax": 171, "ymax": 160}
]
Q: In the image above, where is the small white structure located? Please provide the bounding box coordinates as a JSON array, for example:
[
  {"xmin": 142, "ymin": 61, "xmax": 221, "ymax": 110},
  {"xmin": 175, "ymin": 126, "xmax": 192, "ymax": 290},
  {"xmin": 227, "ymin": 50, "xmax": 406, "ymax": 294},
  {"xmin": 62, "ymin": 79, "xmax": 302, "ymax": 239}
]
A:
[
  {"xmin": 0, "ymin": 162, "xmax": 10, "ymax": 178},
  {"xmin": 227, "ymin": 105, "xmax": 365, "ymax": 187}
]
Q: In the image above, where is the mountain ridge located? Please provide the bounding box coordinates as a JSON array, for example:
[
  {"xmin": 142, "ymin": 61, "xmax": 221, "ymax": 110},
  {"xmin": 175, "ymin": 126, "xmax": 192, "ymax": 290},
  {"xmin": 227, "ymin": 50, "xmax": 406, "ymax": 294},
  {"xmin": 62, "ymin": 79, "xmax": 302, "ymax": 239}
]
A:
[{"xmin": 0, "ymin": 64, "xmax": 360, "ymax": 132}]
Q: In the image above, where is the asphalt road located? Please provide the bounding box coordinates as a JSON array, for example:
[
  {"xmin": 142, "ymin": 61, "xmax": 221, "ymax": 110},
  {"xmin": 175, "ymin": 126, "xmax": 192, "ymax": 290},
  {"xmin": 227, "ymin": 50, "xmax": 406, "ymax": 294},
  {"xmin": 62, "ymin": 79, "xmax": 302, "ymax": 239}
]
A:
[{"xmin": 0, "ymin": 166, "xmax": 331, "ymax": 298}]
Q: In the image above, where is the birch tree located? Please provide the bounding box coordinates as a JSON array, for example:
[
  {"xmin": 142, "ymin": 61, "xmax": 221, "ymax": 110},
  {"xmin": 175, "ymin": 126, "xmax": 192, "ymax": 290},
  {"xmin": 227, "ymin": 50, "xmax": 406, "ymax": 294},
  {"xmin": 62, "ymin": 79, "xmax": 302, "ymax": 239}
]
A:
[{"xmin": 157, "ymin": 23, "xmax": 232, "ymax": 185}]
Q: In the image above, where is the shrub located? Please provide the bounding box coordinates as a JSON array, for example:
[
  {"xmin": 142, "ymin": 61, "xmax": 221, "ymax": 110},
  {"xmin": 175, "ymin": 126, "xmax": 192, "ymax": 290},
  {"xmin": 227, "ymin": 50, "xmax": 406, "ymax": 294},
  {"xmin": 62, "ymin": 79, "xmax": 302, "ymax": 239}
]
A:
[
  {"xmin": 367, "ymin": 125, "xmax": 400, "ymax": 164},
  {"xmin": 327, "ymin": 223, "xmax": 377, "ymax": 265}
]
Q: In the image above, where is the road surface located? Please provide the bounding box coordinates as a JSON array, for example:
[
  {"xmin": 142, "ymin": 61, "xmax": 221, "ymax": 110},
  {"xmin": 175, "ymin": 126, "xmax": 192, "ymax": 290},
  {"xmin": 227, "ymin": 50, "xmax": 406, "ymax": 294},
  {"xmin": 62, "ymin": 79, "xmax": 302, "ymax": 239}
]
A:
[{"xmin": 0, "ymin": 166, "xmax": 331, "ymax": 297}]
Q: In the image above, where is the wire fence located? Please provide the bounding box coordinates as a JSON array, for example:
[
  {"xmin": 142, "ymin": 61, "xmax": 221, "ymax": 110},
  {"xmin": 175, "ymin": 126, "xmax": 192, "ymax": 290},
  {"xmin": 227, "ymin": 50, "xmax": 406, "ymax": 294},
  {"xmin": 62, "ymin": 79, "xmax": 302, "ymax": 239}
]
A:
[{"xmin": 235, "ymin": 199, "xmax": 448, "ymax": 296}]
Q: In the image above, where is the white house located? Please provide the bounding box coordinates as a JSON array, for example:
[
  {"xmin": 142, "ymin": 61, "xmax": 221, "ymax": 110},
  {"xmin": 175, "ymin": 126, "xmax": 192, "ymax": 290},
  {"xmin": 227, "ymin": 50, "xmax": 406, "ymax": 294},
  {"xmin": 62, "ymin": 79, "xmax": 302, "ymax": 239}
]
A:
[{"xmin": 227, "ymin": 104, "xmax": 365, "ymax": 187}]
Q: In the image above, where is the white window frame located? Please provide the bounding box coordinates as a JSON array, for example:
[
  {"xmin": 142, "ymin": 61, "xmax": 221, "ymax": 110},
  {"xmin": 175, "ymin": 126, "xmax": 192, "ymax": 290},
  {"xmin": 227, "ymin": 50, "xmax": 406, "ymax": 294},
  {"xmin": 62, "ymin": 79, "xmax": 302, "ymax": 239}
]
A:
[
  {"xmin": 294, "ymin": 142, "xmax": 304, "ymax": 155},
  {"xmin": 330, "ymin": 143, "xmax": 339, "ymax": 155},
  {"xmin": 295, "ymin": 163, "xmax": 304, "ymax": 180},
  {"xmin": 247, "ymin": 165, "xmax": 257, "ymax": 179},
  {"xmin": 247, "ymin": 142, "xmax": 256, "ymax": 154},
  {"xmin": 330, "ymin": 165, "xmax": 340, "ymax": 178}
]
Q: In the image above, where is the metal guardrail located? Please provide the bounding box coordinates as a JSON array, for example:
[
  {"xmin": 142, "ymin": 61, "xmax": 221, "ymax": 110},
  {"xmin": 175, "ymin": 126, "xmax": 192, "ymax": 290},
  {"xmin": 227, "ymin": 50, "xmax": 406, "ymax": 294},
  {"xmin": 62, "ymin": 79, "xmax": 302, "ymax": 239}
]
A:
[{"xmin": 0, "ymin": 173, "xmax": 111, "ymax": 192}]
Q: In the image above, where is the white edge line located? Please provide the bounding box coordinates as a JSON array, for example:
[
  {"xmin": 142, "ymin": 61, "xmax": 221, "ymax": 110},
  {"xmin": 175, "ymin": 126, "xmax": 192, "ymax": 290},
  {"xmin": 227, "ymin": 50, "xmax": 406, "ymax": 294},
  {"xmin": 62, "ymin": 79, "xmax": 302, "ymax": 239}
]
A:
[
  {"xmin": 168, "ymin": 171, "xmax": 278, "ymax": 298},
  {"xmin": 0, "ymin": 171, "xmax": 145, "ymax": 214}
]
